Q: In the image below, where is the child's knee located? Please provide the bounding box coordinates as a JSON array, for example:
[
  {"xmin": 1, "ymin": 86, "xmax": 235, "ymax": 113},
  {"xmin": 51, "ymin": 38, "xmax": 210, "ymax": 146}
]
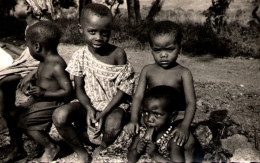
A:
[
  {"xmin": 104, "ymin": 108, "xmax": 125, "ymax": 136},
  {"xmin": 52, "ymin": 107, "xmax": 70, "ymax": 127},
  {"xmin": 184, "ymin": 133, "xmax": 195, "ymax": 151}
]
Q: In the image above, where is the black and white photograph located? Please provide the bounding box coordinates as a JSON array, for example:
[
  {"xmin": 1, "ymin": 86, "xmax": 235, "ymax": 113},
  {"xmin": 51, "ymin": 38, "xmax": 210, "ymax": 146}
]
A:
[{"xmin": 0, "ymin": 0, "xmax": 259, "ymax": 162}]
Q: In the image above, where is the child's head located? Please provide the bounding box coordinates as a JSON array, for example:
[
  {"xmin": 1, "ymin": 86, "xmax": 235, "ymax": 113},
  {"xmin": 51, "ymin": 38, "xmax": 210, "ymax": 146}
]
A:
[
  {"xmin": 149, "ymin": 21, "xmax": 182, "ymax": 69},
  {"xmin": 80, "ymin": 3, "xmax": 113, "ymax": 51},
  {"xmin": 142, "ymin": 85, "xmax": 180, "ymax": 131},
  {"xmin": 25, "ymin": 21, "xmax": 61, "ymax": 61}
]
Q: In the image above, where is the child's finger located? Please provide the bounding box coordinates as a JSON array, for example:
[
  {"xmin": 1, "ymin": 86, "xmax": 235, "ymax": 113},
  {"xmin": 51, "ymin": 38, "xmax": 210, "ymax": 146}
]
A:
[{"xmin": 135, "ymin": 124, "xmax": 139, "ymax": 134}]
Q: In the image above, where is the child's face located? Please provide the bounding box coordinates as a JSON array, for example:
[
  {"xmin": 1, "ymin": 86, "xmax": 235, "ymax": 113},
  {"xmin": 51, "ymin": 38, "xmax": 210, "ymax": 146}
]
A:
[
  {"xmin": 150, "ymin": 34, "xmax": 180, "ymax": 69},
  {"xmin": 142, "ymin": 98, "xmax": 171, "ymax": 132},
  {"xmin": 14, "ymin": 0, "xmax": 31, "ymax": 19},
  {"xmin": 81, "ymin": 13, "xmax": 112, "ymax": 51}
]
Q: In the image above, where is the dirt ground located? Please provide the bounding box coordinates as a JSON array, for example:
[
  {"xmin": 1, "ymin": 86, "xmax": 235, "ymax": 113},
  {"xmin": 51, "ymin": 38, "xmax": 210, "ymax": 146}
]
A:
[{"xmin": 0, "ymin": 44, "xmax": 259, "ymax": 162}]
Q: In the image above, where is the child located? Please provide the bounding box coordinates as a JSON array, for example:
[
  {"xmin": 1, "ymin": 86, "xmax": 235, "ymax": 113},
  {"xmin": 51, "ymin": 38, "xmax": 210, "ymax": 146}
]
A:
[
  {"xmin": 52, "ymin": 3, "xmax": 135, "ymax": 163},
  {"xmin": 0, "ymin": 0, "xmax": 54, "ymax": 134},
  {"xmin": 125, "ymin": 20, "xmax": 196, "ymax": 147},
  {"xmin": 127, "ymin": 85, "xmax": 195, "ymax": 162},
  {"xmin": 3, "ymin": 21, "xmax": 73, "ymax": 163}
]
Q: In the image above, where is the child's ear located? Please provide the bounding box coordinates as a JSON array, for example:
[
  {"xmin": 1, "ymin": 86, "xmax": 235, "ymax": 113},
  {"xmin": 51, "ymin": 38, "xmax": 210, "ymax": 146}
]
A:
[{"xmin": 34, "ymin": 43, "xmax": 41, "ymax": 52}]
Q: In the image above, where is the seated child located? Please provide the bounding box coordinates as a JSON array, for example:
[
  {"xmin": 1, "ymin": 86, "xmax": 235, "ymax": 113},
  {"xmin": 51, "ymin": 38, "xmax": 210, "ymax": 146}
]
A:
[
  {"xmin": 0, "ymin": 0, "xmax": 54, "ymax": 134},
  {"xmin": 127, "ymin": 86, "xmax": 196, "ymax": 162},
  {"xmin": 3, "ymin": 21, "xmax": 73, "ymax": 163},
  {"xmin": 52, "ymin": 3, "xmax": 135, "ymax": 163},
  {"xmin": 125, "ymin": 20, "xmax": 196, "ymax": 148}
]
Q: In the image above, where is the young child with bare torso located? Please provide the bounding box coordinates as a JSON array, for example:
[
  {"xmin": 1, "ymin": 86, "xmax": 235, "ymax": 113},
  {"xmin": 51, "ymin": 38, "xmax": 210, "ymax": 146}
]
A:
[
  {"xmin": 127, "ymin": 86, "xmax": 196, "ymax": 162},
  {"xmin": 52, "ymin": 3, "xmax": 135, "ymax": 163},
  {"xmin": 125, "ymin": 21, "xmax": 196, "ymax": 148},
  {"xmin": 4, "ymin": 21, "xmax": 73, "ymax": 163}
]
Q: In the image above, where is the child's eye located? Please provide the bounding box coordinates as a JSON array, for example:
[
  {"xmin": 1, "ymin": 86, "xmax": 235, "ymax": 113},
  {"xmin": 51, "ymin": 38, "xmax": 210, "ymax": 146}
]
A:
[
  {"xmin": 101, "ymin": 31, "xmax": 110, "ymax": 36},
  {"xmin": 153, "ymin": 48, "xmax": 161, "ymax": 53},
  {"xmin": 154, "ymin": 113, "xmax": 161, "ymax": 117},
  {"xmin": 143, "ymin": 111, "xmax": 149, "ymax": 116},
  {"xmin": 166, "ymin": 48, "xmax": 175, "ymax": 52},
  {"xmin": 88, "ymin": 30, "xmax": 96, "ymax": 35}
]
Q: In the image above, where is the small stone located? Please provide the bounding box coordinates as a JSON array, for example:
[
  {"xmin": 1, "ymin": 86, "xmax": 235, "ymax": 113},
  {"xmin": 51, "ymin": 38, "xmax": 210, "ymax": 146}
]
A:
[
  {"xmin": 221, "ymin": 134, "xmax": 253, "ymax": 154},
  {"xmin": 230, "ymin": 148, "xmax": 260, "ymax": 162}
]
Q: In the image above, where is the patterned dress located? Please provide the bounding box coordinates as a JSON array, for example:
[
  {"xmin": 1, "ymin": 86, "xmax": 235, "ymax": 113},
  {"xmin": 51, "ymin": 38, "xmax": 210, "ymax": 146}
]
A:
[{"xmin": 66, "ymin": 46, "xmax": 135, "ymax": 111}]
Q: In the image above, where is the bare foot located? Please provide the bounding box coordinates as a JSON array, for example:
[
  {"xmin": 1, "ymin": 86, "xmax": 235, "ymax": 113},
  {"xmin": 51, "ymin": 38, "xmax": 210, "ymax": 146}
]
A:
[
  {"xmin": 92, "ymin": 145, "xmax": 105, "ymax": 158},
  {"xmin": 0, "ymin": 115, "xmax": 8, "ymax": 134},
  {"xmin": 39, "ymin": 145, "xmax": 60, "ymax": 162},
  {"xmin": 2, "ymin": 147, "xmax": 27, "ymax": 163},
  {"xmin": 77, "ymin": 151, "xmax": 92, "ymax": 163}
]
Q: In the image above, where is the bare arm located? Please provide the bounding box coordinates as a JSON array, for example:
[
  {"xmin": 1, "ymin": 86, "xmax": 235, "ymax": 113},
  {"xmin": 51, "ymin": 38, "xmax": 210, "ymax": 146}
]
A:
[
  {"xmin": 130, "ymin": 67, "xmax": 148, "ymax": 122},
  {"xmin": 74, "ymin": 76, "xmax": 96, "ymax": 128},
  {"xmin": 181, "ymin": 69, "xmax": 196, "ymax": 128},
  {"xmin": 172, "ymin": 69, "xmax": 196, "ymax": 146},
  {"xmin": 74, "ymin": 76, "xmax": 94, "ymax": 111},
  {"xmin": 124, "ymin": 66, "xmax": 148, "ymax": 135},
  {"xmin": 42, "ymin": 64, "xmax": 73, "ymax": 99}
]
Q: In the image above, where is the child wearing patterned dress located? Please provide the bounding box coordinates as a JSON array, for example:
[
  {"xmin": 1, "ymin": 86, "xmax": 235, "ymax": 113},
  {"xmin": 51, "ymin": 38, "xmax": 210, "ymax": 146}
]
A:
[
  {"xmin": 52, "ymin": 3, "xmax": 135, "ymax": 163},
  {"xmin": 127, "ymin": 86, "xmax": 195, "ymax": 162}
]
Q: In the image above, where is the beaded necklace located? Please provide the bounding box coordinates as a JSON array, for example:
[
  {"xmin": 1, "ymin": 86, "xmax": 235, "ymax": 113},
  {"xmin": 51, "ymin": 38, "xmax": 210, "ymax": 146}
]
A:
[{"xmin": 156, "ymin": 125, "xmax": 173, "ymax": 144}]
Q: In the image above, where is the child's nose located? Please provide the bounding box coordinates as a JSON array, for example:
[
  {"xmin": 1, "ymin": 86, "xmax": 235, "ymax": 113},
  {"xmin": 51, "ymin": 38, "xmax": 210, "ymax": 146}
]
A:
[
  {"xmin": 148, "ymin": 115, "xmax": 154, "ymax": 123},
  {"xmin": 95, "ymin": 33, "xmax": 103, "ymax": 41},
  {"xmin": 160, "ymin": 51, "xmax": 167, "ymax": 58}
]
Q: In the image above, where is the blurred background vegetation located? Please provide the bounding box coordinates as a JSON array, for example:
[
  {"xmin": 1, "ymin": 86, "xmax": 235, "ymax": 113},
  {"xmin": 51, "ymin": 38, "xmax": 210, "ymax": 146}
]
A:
[{"xmin": 0, "ymin": 0, "xmax": 259, "ymax": 58}]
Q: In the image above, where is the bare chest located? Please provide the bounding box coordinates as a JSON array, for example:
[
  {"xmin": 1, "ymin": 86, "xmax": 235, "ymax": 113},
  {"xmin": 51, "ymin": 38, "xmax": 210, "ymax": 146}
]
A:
[{"xmin": 147, "ymin": 69, "xmax": 183, "ymax": 90}]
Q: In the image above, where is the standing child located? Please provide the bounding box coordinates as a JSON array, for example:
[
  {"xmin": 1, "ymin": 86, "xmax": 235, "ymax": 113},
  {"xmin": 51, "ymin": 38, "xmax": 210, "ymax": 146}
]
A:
[
  {"xmin": 3, "ymin": 21, "xmax": 73, "ymax": 163},
  {"xmin": 127, "ymin": 86, "xmax": 196, "ymax": 162},
  {"xmin": 52, "ymin": 3, "xmax": 135, "ymax": 163},
  {"xmin": 125, "ymin": 20, "xmax": 196, "ymax": 148}
]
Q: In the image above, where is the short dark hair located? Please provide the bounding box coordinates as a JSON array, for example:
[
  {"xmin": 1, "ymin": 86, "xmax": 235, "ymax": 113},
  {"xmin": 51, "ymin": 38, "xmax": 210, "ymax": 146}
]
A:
[
  {"xmin": 142, "ymin": 85, "xmax": 181, "ymax": 114},
  {"xmin": 26, "ymin": 21, "xmax": 61, "ymax": 50},
  {"xmin": 149, "ymin": 20, "xmax": 182, "ymax": 46},
  {"xmin": 80, "ymin": 3, "xmax": 112, "ymax": 24}
]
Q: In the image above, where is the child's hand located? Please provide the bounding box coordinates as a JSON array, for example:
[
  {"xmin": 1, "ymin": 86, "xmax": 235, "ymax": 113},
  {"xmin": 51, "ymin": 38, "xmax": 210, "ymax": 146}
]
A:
[
  {"xmin": 93, "ymin": 112, "xmax": 105, "ymax": 138},
  {"xmin": 136, "ymin": 139, "xmax": 146, "ymax": 154},
  {"xmin": 28, "ymin": 86, "xmax": 45, "ymax": 97},
  {"xmin": 86, "ymin": 108, "xmax": 96, "ymax": 129},
  {"xmin": 146, "ymin": 141, "xmax": 158, "ymax": 157},
  {"xmin": 22, "ymin": 82, "xmax": 33, "ymax": 96},
  {"xmin": 124, "ymin": 121, "xmax": 140, "ymax": 136},
  {"xmin": 172, "ymin": 125, "xmax": 189, "ymax": 146}
]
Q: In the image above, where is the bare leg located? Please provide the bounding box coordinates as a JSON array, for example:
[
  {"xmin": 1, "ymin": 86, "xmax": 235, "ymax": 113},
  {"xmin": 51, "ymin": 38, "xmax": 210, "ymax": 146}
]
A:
[
  {"xmin": 3, "ymin": 109, "xmax": 27, "ymax": 162},
  {"xmin": 184, "ymin": 133, "xmax": 195, "ymax": 163},
  {"xmin": 170, "ymin": 141, "xmax": 185, "ymax": 162},
  {"xmin": 52, "ymin": 102, "xmax": 92, "ymax": 163},
  {"xmin": 0, "ymin": 75, "xmax": 21, "ymax": 133},
  {"xmin": 27, "ymin": 130, "xmax": 60, "ymax": 162},
  {"xmin": 93, "ymin": 107, "xmax": 126, "ymax": 157}
]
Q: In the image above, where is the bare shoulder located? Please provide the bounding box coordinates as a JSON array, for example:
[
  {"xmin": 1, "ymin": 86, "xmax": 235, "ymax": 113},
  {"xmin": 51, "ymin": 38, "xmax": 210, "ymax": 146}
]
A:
[
  {"xmin": 113, "ymin": 46, "xmax": 127, "ymax": 65},
  {"xmin": 177, "ymin": 65, "xmax": 193, "ymax": 80},
  {"xmin": 143, "ymin": 63, "xmax": 157, "ymax": 71},
  {"xmin": 49, "ymin": 54, "xmax": 67, "ymax": 70}
]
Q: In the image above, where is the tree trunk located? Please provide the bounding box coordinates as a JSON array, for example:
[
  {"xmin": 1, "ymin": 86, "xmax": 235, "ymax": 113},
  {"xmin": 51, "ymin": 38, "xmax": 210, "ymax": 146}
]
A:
[
  {"xmin": 79, "ymin": 0, "xmax": 92, "ymax": 21},
  {"xmin": 126, "ymin": 0, "xmax": 136, "ymax": 27},
  {"xmin": 134, "ymin": 0, "xmax": 141, "ymax": 25}
]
